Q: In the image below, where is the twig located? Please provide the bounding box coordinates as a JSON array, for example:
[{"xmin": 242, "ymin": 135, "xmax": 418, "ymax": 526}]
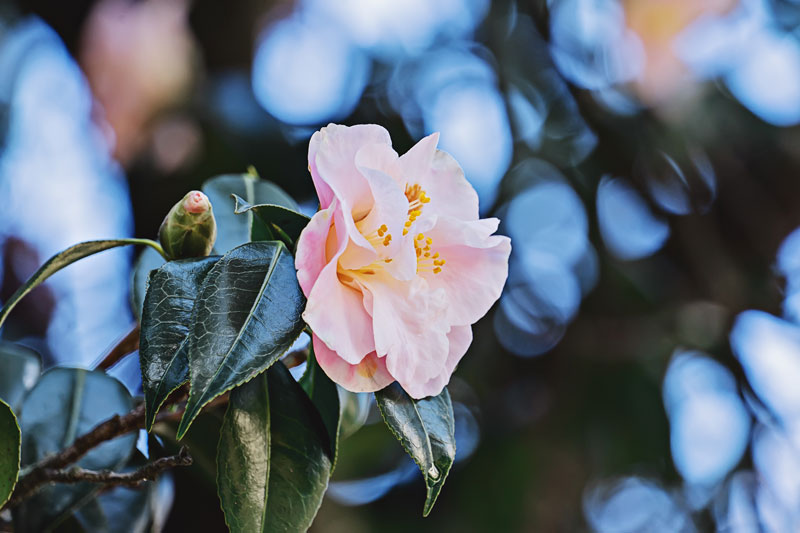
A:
[
  {"xmin": 93, "ymin": 324, "xmax": 140, "ymax": 370},
  {"xmin": 35, "ymin": 448, "xmax": 192, "ymax": 488}
]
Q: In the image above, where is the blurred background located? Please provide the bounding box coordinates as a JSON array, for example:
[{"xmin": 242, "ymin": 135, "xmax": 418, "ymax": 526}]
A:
[{"xmin": 3, "ymin": 0, "xmax": 800, "ymax": 530}]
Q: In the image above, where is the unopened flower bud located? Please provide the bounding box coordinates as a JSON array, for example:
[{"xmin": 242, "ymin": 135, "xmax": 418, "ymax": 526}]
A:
[{"xmin": 158, "ymin": 191, "xmax": 217, "ymax": 259}]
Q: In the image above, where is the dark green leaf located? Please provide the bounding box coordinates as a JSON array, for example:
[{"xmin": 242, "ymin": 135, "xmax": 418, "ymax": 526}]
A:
[
  {"xmin": 203, "ymin": 174, "xmax": 297, "ymax": 254},
  {"xmin": 14, "ymin": 368, "xmax": 135, "ymax": 531},
  {"xmin": 232, "ymin": 194, "xmax": 311, "ymax": 247},
  {"xmin": 299, "ymin": 343, "xmax": 341, "ymax": 468},
  {"xmin": 140, "ymin": 256, "xmax": 220, "ymax": 431},
  {"xmin": 375, "ymin": 384, "xmax": 456, "ymax": 517},
  {"xmin": 217, "ymin": 363, "xmax": 332, "ymax": 533},
  {"xmin": 0, "ymin": 342, "xmax": 41, "ymax": 411},
  {"xmin": 131, "ymin": 245, "xmax": 167, "ymax": 321},
  {"xmin": 0, "ymin": 398, "xmax": 20, "ymax": 508},
  {"xmin": 176, "ymin": 242, "xmax": 305, "ymax": 439},
  {"xmin": 0, "ymin": 239, "xmax": 164, "ymax": 331}
]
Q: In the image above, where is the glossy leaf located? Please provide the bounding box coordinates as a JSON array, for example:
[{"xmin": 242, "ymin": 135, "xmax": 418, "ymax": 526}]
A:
[
  {"xmin": 140, "ymin": 256, "xmax": 220, "ymax": 430},
  {"xmin": 0, "ymin": 342, "xmax": 41, "ymax": 411},
  {"xmin": 0, "ymin": 239, "xmax": 165, "ymax": 331},
  {"xmin": 299, "ymin": 344, "xmax": 341, "ymax": 468},
  {"xmin": 217, "ymin": 363, "xmax": 332, "ymax": 533},
  {"xmin": 131, "ymin": 245, "xmax": 167, "ymax": 321},
  {"xmin": 14, "ymin": 368, "xmax": 136, "ymax": 531},
  {"xmin": 375, "ymin": 384, "xmax": 456, "ymax": 516},
  {"xmin": 0, "ymin": 399, "xmax": 20, "ymax": 508},
  {"xmin": 232, "ymin": 194, "xmax": 311, "ymax": 247},
  {"xmin": 176, "ymin": 241, "xmax": 305, "ymax": 439},
  {"xmin": 202, "ymin": 174, "xmax": 297, "ymax": 254}
]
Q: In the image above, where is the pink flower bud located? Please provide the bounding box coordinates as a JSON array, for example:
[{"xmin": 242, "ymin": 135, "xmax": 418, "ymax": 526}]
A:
[
  {"xmin": 159, "ymin": 190, "xmax": 217, "ymax": 259},
  {"xmin": 183, "ymin": 190, "xmax": 210, "ymax": 214}
]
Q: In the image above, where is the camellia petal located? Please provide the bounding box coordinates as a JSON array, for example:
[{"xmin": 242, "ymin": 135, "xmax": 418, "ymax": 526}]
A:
[
  {"xmin": 339, "ymin": 165, "xmax": 408, "ymax": 272},
  {"xmin": 295, "ymin": 206, "xmax": 335, "ymax": 297},
  {"xmin": 313, "ymin": 124, "xmax": 395, "ymax": 268},
  {"xmin": 409, "ymin": 325, "xmax": 473, "ymax": 399},
  {"xmin": 360, "ymin": 275, "xmax": 450, "ymax": 387},
  {"xmin": 312, "ymin": 334, "xmax": 394, "ymax": 393},
  {"xmin": 355, "ymin": 142, "xmax": 404, "ymax": 188},
  {"xmin": 399, "ymin": 136, "xmax": 480, "ymax": 222},
  {"xmin": 302, "ymin": 208, "xmax": 375, "ymax": 364},
  {"xmin": 421, "ymin": 216, "xmax": 512, "ymax": 326},
  {"xmin": 309, "ymin": 123, "xmax": 391, "ymax": 209}
]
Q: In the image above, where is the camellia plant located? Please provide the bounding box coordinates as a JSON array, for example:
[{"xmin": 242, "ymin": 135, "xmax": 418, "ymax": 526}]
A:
[{"xmin": 0, "ymin": 124, "xmax": 510, "ymax": 532}]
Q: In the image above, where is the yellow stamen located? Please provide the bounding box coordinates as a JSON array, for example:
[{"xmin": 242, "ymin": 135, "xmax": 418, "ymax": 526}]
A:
[
  {"xmin": 414, "ymin": 233, "xmax": 445, "ymax": 275},
  {"xmin": 404, "ymin": 184, "xmax": 430, "ymax": 234},
  {"xmin": 384, "ymin": 258, "xmax": 392, "ymax": 263}
]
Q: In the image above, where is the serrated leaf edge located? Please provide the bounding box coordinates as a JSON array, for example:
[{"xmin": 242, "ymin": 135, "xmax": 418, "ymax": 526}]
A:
[{"xmin": 177, "ymin": 242, "xmax": 300, "ymax": 439}]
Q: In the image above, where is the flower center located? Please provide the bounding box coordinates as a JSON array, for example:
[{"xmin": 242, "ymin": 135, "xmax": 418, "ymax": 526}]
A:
[
  {"xmin": 403, "ymin": 183, "xmax": 430, "ymax": 236},
  {"xmin": 414, "ymin": 233, "xmax": 445, "ymax": 274}
]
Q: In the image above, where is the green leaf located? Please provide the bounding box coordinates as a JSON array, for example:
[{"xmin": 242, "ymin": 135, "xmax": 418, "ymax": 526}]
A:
[
  {"xmin": 13, "ymin": 368, "xmax": 136, "ymax": 531},
  {"xmin": 375, "ymin": 384, "xmax": 456, "ymax": 517},
  {"xmin": 232, "ymin": 194, "xmax": 311, "ymax": 247},
  {"xmin": 217, "ymin": 363, "xmax": 332, "ymax": 533},
  {"xmin": 299, "ymin": 343, "xmax": 341, "ymax": 468},
  {"xmin": 203, "ymin": 174, "xmax": 298, "ymax": 254},
  {"xmin": 131, "ymin": 245, "xmax": 167, "ymax": 321},
  {"xmin": 140, "ymin": 256, "xmax": 220, "ymax": 431},
  {"xmin": 0, "ymin": 239, "xmax": 165, "ymax": 331},
  {"xmin": 0, "ymin": 342, "xmax": 41, "ymax": 411},
  {"xmin": 176, "ymin": 241, "xmax": 305, "ymax": 439},
  {"xmin": 0, "ymin": 398, "xmax": 20, "ymax": 508}
]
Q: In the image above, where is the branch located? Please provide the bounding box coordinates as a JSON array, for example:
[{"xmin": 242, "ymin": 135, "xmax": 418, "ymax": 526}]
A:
[
  {"xmin": 4, "ymin": 390, "xmax": 187, "ymax": 510},
  {"xmin": 93, "ymin": 324, "xmax": 140, "ymax": 370},
  {"xmin": 37, "ymin": 448, "xmax": 192, "ymax": 488}
]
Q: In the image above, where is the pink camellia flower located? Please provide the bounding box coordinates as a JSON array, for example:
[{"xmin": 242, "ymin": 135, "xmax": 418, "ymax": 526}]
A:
[{"xmin": 296, "ymin": 124, "xmax": 511, "ymax": 398}]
